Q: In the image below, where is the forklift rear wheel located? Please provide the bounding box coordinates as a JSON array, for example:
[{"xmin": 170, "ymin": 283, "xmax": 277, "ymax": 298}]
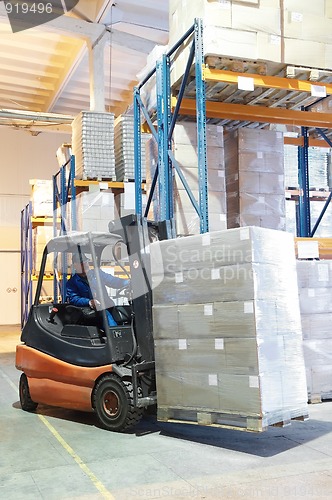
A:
[
  {"xmin": 19, "ymin": 373, "xmax": 38, "ymax": 412},
  {"xmin": 93, "ymin": 374, "xmax": 144, "ymax": 432}
]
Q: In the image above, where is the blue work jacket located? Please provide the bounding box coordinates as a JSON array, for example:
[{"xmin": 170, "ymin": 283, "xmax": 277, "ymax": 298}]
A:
[{"xmin": 66, "ymin": 269, "xmax": 129, "ymax": 309}]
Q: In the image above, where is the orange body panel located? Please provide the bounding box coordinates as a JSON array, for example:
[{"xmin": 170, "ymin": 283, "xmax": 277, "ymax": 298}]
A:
[{"xmin": 16, "ymin": 345, "xmax": 113, "ymax": 411}]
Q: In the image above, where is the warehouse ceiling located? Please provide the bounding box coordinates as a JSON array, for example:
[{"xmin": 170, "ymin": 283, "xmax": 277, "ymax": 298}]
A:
[{"xmin": 0, "ymin": 0, "xmax": 169, "ymax": 130}]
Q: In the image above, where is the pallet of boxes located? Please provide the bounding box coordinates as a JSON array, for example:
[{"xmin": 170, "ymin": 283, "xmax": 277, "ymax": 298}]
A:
[
  {"xmin": 297, "ymin": 258, "xmax": 332, "ymax": 404},
  {"xmin": 151, "ymin": 226, "xmax": 308, "ymax": 432}
]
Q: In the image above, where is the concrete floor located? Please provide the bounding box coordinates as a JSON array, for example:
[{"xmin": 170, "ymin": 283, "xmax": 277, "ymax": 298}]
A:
[{"xmin": 1, "ymin": 325, "xmax": 332, "ymax": 500}]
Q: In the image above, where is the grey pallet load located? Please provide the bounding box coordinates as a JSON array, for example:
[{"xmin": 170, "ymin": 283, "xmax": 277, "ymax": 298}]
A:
[
  {"xmin": 297, "ymin": 260, "xmax": 332, "ymax": 403},
  {"xmin": 150, "ymin": 226, "xmax": 309, "ymax": 432},
  {"xmin": 224, "ymin": 128, "xmax": 286, "ymax": 231},
  {"xmin": 72, "ymin": 111, "xmax": 116, "ymax": 181},
  {"xmin": 114, "ymin": 114, "xmax": 151, "ymax": 181}
]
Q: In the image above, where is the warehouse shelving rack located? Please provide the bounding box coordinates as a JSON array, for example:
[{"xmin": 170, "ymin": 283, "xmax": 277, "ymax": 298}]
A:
[
  {"xmin": 20, "ymin": 202, "xmax": 55, "ymax": 328},
  {"xmin": 133, "ymin": 18, "xmax": 332, "ymax": 238},
  {"xmin": 21, "ymin": 155, "xmax": 140, "ymax": 326},
  {"xmin": 21, "ymin": 156, "xmax": 77, "ymax": 326},
  {"xmin": 49, "ymin": 155, "xmax": 140, "ymax": 305},
  {"xmin": 52, "ymin": 155, "xmax": 77, "ymax": 303},
  {"xmin": 20, "ymin": 201, "xmax": 33, "ymax": 329}
]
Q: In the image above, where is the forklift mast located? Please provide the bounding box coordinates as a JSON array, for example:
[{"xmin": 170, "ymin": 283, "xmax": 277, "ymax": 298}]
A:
[{"xmin": 109, "ymin": 214, "xmax": 175, "ymax": 365}]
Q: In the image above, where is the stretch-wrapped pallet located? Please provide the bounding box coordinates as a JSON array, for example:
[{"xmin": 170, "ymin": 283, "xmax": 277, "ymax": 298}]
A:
[
  {"xmin": 72, "ymin": 111, "xmax": 115, "ymax": 180},
  {"xmin": 150, "ymin": 226, "xmax": 308, "ymax": 431},
  {"xmin": 225, "ymin": 128, "xmax": 285, "ymax": 231},
  {"xmin": 297, "ymin": 260, "xmax": 332, "ymax": 402}
]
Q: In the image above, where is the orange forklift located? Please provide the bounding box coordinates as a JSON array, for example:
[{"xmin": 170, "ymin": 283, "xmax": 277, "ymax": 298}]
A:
[{"xmin": 16, "ymin": 215, "xmax": 168, "ymax": 431}]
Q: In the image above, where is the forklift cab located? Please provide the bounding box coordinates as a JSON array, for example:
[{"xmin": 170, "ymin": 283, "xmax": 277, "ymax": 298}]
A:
[{"xmin": 21, "ymin": 231, "xmax": 134, "ymax": 367}]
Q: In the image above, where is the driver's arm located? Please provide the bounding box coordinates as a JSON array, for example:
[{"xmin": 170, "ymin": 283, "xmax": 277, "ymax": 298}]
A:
[{"xmin": 100, "ymin": 269, "xmax": 130, "ymax": 290}]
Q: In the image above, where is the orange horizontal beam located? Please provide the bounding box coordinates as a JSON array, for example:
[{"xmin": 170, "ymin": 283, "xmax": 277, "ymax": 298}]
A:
[
  {"xmin": 284, "ymin": 136, "xmax": 331, "ymax": 147},
  {"xmin": 74, "ymin": 180, "xmax": 124, "ymax": 189},
  {"xmin": 204, "ymin": 67, "xmax": 332, "ymax": 95},
  {"xmin": 173, "ymin": 98, "xmax": 332, "ymax": 128}
]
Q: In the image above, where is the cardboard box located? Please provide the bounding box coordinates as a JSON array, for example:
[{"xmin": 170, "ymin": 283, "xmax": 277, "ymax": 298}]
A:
[{"xmin": 152, "ymin": 226, "xmax": 307, "ymax": 430}]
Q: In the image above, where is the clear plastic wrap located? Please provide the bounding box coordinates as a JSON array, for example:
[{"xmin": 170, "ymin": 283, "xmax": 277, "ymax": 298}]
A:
[
  {"xmin": 30, "ymin": 179, "xmax": 53, "ymax": 217},
  {"xmin": 72, "ymin": 111, "xmax": 115, "ymax": 180},
  {"xmin": 151, "ymin": 226, "xmax": 308, "ymax": 431},
  {"xmin": 114, "ymin": 114, "xmax": 151, "ymax": 181},
  {"xmin": 75, "ymin": 190, "xmax": 115, "ymax": 233},
  {"xmin": 225, "ymin": 128, "xmax": 285, "ymax": 231},
  {"xmin": 297, "ymin": 260, "xmax": 332, "ymax": 401}
]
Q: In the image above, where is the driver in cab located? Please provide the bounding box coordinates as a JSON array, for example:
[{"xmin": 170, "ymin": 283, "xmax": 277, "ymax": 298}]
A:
[{"xmin": 66, "ymin": 252, "xmax": 130, "ymax": 327}]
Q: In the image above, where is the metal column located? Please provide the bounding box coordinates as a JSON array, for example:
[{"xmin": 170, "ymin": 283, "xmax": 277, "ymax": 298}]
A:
[
  {"xmin": 297, "ymin": 125, "xmax": 311, "ymax": 236},
  {"xmin": 70, "ymin": 155, "xmax": 77, "ymax": 231},
  {"xmin": 156, "ymin": 54, "xmax": 173, "ymax": 221},
  {"xmin": 134, "ymin": 87, "xmax": 143, "ymax": 216},
  {"xmin": 194, "ymin": 18, "xmax": 209, "ymax": 233},
  {"xmin": 20, "ymin": 202, "xmax": 33, "ymax": 329},
  {"xmin": 310, "ymin": 128, "xmax": 332, "ymax": 236}
]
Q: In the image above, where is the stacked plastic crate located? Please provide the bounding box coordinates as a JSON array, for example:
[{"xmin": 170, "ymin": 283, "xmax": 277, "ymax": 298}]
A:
[
  {"xmin": 72, "ymin": 111, "xmax": 116, "ymax": 180},
  {"xmin": 297, "ymin": 260, "xmax": 332, "ymax": 402},
  {"xmin": 225, "ymin": 128, "xmax": 285, "ymax": 230},
  {"xmin": 151, "ymin": 226, "xmax": 308, "ymax": 431},
  {"xmin": 114, "ymin": 114, "xmax": 151, "ymax": 181}
]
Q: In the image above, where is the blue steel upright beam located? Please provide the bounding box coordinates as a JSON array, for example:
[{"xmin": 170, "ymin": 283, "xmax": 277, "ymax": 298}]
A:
[
  {"xmin": 297, "ymin": 125, "xmax": 311, "ymax": 236},
  {"xmin": 52, "ymin": 173, "xmax": 59, "ymax": 302},
  {"xmin": 194, "ymin": 18, "xmax": 209, "ymax": 233},
  {"xmin": 70, "ymin": 155, "xmax": 77, "ymax": 231},
  {"xmin": 20, "ymin": 202, "xmax": 33, "ymax": 329},
  {"xmin": 134, "ymin": 87, "xmax": 142, "ymax": 216},
  {"xmin": 309, "ymin": 128, "xmax": 332, "ymax": 237},
  {"xmin": 156, "ymin": 54, "xmax": 172, "ymax": 221}
]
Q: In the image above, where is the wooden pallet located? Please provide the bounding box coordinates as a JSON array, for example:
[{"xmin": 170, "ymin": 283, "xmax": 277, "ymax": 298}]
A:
[
  {"xmin": 157, "ymin": 407, "xmax": 309, "ymax": 433},
  {"xmin": 81, "ymin": 175, "xmax": 117, "ymax": 182},
  {"xmin": 308, "ymin": 394, "xmax": 332, "ymax": 404}
]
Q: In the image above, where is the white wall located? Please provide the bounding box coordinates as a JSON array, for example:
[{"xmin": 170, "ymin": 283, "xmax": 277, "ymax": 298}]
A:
[{"xmin": 0, "ymin": 127, "xmax": 71, "ymax": 249}]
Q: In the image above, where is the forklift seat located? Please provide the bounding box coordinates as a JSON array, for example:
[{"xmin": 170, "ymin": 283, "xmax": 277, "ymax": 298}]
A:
[{"xmin": 52, "ymin": 304, "xmax": 97, "ymax": 327}]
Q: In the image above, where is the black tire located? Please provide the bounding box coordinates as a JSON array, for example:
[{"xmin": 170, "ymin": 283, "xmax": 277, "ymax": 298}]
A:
[
  {"xmin": 19, "ymin": 373, "xmax": 38, "ymax": 412},
  {"xmin": 92, "ymin": 374, "xmax": 143, "ymax": 432}
]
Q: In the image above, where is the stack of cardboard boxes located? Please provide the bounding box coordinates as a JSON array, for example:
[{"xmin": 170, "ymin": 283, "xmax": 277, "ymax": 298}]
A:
[
  {"xmin": 224, "ymin": 128, "xmax": 285, "ymax": 230},
  {"xmin": 297, "ymin": 260, "xmax": 332, "ymax": 402},
  {"xmin": 169, "ymin": 0, "xmax": 332, "ymax": 85},
  {"xmin": 151, "ymin": 226, "xmax": 308, "ymax": 431},
  {"xmin": 145, "ymin": 122, "xmax": 227, "ymax": 235},
  {"xmin": 72, "ymin": 111, "xmax": 116, "ymax": 181},
  {"xmin": 114, "ymin": 114, "xmax": 151, "ymax": 181},
  {"xmin": 75, "ymin": 189, "xmax": 115, "ymax": 234}
]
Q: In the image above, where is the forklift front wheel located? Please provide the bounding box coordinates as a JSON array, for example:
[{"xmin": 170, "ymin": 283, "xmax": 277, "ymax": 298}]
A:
[
  {"xmin": 92, "ymin": 374, "xmax": 143, "ymax": 432},
  {"xmin": 19, "ymin": 373, "xmax": 38, "ymax": 412}
]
